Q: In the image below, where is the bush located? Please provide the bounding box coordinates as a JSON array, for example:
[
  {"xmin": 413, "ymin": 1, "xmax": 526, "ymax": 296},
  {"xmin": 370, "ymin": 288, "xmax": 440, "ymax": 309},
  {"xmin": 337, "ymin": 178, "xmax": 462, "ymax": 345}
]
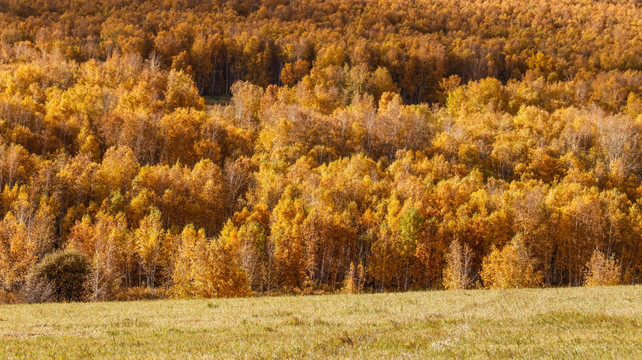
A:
[
  {"xmin": 0, "ymin": 290, "xmax": 19, "ymax": 304},
  {"xmin": 24, "ymin": 250, "xmax": 90, "ymax": 303}
]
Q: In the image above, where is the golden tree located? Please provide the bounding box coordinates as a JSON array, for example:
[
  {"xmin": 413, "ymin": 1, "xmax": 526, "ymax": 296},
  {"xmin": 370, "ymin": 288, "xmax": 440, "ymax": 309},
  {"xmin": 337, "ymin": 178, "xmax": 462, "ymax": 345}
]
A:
[
  {"xmin": 342, "ymin": 262, "xmax": 365, "ymax": 294},
  {"xmin": 134, "ymin": 208, "xmax": 167, "ymax": 294},
  {"xmin": 172, "ymin": 222, "xmax": 249, "ymax": 298},
  {"xmin": 270, "ymin": 196, "xmax": 308, "ymax": 289},
  {"xmin": 67, "ymin": 212, "xmax": 131, "ymax": 300},
  {"xmin": 584, "ymin": 249, "xmax": 622, "ymax": 287},
  {"xmin": 202, "ymin": 221, "xmax": 250, "ymax": 297},
  {"xmin": 0, "ymin": 212, "xmax": 37, "ymax": 292},
  {"xmin": 481, "ymin": 234, "xmax": 543, "ymax": 289},
  {"xmin": 442, "ymin": 240, "xmax": 475, "ymax": 290},
  {"xmin": 171, "ymin": 225, "xmax": 205, "ymax": 298}
]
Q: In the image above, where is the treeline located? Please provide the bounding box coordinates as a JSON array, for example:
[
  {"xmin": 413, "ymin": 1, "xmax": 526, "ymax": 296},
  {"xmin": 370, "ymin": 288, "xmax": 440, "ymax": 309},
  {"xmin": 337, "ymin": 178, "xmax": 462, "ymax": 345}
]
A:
[
  {"xmin": 0, "ymin": 0, "xmax": 640, "ymax": 302},
  {"xmin": 0, "ymin": 0, "xmax": 640, "ymax": 102}
]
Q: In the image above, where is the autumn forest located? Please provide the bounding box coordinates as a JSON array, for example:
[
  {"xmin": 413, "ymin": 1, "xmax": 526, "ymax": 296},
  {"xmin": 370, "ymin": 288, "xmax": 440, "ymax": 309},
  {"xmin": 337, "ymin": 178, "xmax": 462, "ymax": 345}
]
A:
[{"xmin": 0, "ymin": 0, "xmax": 640, "ymax": 302}]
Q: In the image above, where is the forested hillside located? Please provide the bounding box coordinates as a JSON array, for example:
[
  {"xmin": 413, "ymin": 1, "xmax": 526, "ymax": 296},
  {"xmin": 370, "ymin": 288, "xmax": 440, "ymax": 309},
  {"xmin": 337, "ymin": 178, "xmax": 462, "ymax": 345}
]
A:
[{"xmin": 0, "ymin": 0, "xmax": 640, "ymax": 302}]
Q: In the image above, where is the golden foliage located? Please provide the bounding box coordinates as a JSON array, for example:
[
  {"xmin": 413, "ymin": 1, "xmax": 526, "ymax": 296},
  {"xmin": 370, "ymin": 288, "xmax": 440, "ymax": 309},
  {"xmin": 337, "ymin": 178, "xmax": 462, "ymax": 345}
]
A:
[
  {"xmin": 0, "ymin": 212, "xmax": 37, "ymax": 291},
  {"xmin": 172, "ymin": 222, "xmax": 249, "ymax": 298},
  {"xmin": 0, "ymin": 0, "xmax": 641, "ymax": 302},
  {"xmin": 443, "ymin": 240, "xmax": 475, "ymax": 290},
  {"xmin": 584, "ymin": 250, "xmax": 622, "ymax": 287},
  {"xmin": 481, "ymin": 234, "xmax": 543, "ymax": 289},
  {"xmin": 342, "ymin": 262, "xmax": 365, "ymax": 294}
]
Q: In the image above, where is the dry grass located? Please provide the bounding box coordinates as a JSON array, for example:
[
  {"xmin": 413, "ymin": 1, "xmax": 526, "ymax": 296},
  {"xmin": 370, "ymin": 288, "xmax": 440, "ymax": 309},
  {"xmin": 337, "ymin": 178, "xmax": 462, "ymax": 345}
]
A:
[{"xmin": 0, "ymin": 286, "xmax": 640, "ymax": 359}]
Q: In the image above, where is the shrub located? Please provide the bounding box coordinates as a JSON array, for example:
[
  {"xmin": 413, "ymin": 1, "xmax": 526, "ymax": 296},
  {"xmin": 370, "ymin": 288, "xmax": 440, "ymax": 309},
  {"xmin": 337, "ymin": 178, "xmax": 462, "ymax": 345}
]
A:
[
  {"xmin": 114, "ymin": 286, "xmax": 168, "ymax": 302},
  {"xmin": 25, "ymin": 250, "xmax": 90, "ymax": 303},
  {"xmin": 0, "ymin": 290, "xmax": 19, "ymax": 304},
  {"xmin": 584, "ymin": 249, "xmax": 622, "ymax": 287}
]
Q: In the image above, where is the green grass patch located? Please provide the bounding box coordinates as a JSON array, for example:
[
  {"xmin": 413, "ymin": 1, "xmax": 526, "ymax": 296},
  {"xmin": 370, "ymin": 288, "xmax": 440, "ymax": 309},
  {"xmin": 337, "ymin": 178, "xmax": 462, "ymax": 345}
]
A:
[{"xmin": 203, "ymin": 95, "xmax": 231, "ymax": 106}]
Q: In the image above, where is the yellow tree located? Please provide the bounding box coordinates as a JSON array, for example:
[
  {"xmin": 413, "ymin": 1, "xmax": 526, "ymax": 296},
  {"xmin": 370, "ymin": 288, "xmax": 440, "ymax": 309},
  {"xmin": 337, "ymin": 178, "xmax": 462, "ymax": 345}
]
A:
[
  {"xmin": 164, "ymin": 69, "xmax": 205, "ymax": 111},
  {"xmin": 7, "ymin": 189, "xmax": 56, "ymax": 259},
  {"xmin": 67, "ymin": 212, "xmax": 131, "ymax": 300},
  {"xmin": 0, "ymin": 212, "xmax": 37, "ymax": 292},
  {"xmin": 481, "ymin": 234, "xmax": 543, "ymax": 289},
  {"xmin": 442, "ymin": 239, "xmax": 475, "ymax": 290},
  {"xmin": 230, "ymin": 81, "xmax": 264, "ymax": 130},
  {"xmin": 171, "ymin": 224, "xmax": 204, "ymax": 297},
  {"xmin": 159, "ymin": 109, "xmax": 207, "ymax": 165},
  {"xmin": 397, "ymin": 207, "xmax": 425, "ymax": 290},
  {"xmin": 202, "ymin": 221, "xmax": 249, "ymax": 297},
  {"xmin": 134, "ymin": 208, "xmax": 166, "ymax": 294},
  {"xmin": 280, "ymin": 59, "xmax": 310, "ymax": 87},
  {"xmin": 342, "ymin": 262, "xmax": 365, "ymax": 294},
  {"xmin": 237, "ymin": 219, "xmax": 271, "ymax": 292},
  {"xmin": 584, "ymin": 249, "xmax": 622, "ymax": 287},
  {"xmin": 270, "ymin": 195, "xmax": 307, "ymax": 289},
  {"xmin": 172, "ymin": 222, "xmax": 249, "ymax": 298},
  {"xmin": 97, "ymin": 146, "xmax": 140, "ymax": 194}
]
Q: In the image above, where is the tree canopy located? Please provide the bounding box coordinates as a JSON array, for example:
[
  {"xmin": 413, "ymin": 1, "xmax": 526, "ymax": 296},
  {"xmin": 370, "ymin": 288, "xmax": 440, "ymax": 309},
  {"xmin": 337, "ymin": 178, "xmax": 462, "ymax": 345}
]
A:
[{"xmin": 0, "ymin": 0, "xmax": 640, "ymax": 301}]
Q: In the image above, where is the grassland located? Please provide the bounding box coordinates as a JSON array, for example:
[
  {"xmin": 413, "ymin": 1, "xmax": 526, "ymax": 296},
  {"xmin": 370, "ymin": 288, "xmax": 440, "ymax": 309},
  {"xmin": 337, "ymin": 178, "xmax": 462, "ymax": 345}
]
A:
[{"xmin": 0, "ymin": 286, "xmax": 640, "ymax": 359}]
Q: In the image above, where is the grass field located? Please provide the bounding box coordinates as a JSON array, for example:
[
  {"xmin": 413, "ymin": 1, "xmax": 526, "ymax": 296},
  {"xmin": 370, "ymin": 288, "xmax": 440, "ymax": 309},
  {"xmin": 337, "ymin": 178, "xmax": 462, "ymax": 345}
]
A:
[{"xmin": 0, "ymin": 286, "xmax": 640, "ymax": 359}]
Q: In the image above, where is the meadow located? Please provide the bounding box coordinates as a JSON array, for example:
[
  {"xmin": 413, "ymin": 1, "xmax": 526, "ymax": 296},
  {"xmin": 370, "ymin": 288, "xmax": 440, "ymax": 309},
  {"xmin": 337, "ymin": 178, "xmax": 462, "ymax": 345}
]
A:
[{"xmin": 0, "ymin": 286, "xmax": 640, "ymax": 359}]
